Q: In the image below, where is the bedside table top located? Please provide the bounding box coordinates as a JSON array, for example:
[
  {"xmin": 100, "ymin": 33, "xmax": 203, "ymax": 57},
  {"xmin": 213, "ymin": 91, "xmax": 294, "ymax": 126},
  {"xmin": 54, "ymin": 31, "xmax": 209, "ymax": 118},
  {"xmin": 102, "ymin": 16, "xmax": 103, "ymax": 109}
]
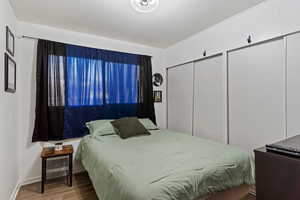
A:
[{"xmin": 41, "ymin": 145, "xmax": 73, "ymax": 158}]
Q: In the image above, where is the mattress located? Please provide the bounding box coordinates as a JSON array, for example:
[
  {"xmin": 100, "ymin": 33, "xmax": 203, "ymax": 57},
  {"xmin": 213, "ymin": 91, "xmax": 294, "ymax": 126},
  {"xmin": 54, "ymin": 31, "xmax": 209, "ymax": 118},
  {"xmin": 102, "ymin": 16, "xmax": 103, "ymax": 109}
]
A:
[{"xmin": 76, "ymin": 129, "xmax": 254, "ymax": 200}]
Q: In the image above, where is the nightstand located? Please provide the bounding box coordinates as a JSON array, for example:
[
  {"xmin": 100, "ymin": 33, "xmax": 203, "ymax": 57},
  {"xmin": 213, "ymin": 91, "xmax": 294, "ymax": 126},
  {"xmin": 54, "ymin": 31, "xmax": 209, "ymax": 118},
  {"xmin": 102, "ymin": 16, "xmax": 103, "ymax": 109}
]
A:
[{"xmin": 40, "ymin": 145, "xmax": 73, "ymax": 193}]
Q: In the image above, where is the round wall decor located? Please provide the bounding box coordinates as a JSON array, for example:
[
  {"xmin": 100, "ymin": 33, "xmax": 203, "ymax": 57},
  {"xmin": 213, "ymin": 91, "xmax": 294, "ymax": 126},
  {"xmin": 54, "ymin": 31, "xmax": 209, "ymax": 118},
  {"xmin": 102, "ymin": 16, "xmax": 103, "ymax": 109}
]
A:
[{"xmin": 153, "ymin": 73, "xmax": 163, "ymax": 87}]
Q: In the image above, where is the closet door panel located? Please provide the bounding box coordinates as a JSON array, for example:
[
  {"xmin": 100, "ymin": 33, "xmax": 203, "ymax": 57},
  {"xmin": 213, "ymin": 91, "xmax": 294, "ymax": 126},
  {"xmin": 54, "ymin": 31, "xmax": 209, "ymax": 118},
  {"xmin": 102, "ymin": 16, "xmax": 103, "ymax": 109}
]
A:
[
  {"xmin": 193, "ymin": 55, "xmax": 225, "ymax": 143},
  {"xmin": 167, "ymin": 63, "xmax": 193, "ymax": 135},
  {"xmin": 287, "ymin": 33, "xmax": 300, "ymax": 138},
  {"xmin": 228, "ymin": 39, "xmax": 285, "ymax": 152}
]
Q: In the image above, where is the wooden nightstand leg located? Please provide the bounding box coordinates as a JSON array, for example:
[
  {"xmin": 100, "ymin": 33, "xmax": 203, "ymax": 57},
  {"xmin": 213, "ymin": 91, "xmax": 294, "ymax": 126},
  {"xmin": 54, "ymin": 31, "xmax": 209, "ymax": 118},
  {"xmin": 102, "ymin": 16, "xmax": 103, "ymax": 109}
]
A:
[
  {"xmin": 69, "ymin": 154, "xmax": 73, "ymax": 187},
  {"xmin": 41, "ymin": 158, "xmax": 47, "ymax": 193}
]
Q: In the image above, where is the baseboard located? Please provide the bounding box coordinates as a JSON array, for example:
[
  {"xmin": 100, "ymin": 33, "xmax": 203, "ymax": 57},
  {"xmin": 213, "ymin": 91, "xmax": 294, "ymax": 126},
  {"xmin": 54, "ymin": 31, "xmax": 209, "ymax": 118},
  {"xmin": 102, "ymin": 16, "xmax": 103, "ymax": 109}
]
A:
[
  {"xmin": 10, "ymin": 168, "xmax": 85, "ymax": 200},
  {"xmin": 20, "ymin": 168, "xmax": 85, "ymax": 186},
  {"xmin": 21, "ymin": 176, "xmax": 41, "ymax": 186},
  {"xmin": 9, "ymin": 181, "xmax": 21, "ymax": 200}
]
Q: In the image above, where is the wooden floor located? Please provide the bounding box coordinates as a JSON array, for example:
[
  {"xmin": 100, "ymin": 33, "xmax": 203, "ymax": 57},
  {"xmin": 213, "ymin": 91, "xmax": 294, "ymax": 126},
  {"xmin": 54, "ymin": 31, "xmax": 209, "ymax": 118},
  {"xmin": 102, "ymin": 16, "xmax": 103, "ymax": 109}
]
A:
[{"xmin": 16, "ymin": 173, "xmax": 256, "ymax": 200}]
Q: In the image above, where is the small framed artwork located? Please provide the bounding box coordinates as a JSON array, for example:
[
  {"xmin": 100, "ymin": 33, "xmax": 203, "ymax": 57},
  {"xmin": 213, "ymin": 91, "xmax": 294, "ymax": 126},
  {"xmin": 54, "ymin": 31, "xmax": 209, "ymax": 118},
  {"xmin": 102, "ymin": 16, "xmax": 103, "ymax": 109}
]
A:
[
  {"xmin": 4, "ymin": 53, "xmax": 16, "ymax": 93},
  {"xmin": 6, "ymin": 26, "xmax": 15, "ymax": 57},
  {"xmin": 153, "ymin": 90, "xmax": 162, "ymax": 103}
]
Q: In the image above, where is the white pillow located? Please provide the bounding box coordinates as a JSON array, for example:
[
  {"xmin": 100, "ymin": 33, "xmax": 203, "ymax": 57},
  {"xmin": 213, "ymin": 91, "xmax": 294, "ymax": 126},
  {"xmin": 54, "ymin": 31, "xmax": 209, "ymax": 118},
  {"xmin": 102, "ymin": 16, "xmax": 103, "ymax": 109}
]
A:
[
  {"xmin": 86, "ymin": 120, "xmax": 115, "ymax": 136},
  {"xmin": 138, "ymin": 118, "xmax": 158, "ymax": 130}
]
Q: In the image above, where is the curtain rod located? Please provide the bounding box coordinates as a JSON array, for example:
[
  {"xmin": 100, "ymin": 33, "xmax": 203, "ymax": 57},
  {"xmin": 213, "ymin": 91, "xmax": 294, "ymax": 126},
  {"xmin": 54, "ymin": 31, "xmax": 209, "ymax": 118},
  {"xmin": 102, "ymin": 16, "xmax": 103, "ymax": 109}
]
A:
[
  {"xmin": 20, "ymin": 35, "xmax": 39, "ymax": 40},
  {"xmin": 19, "ymin": 35, "xmax": 152, "ymax": 58}
]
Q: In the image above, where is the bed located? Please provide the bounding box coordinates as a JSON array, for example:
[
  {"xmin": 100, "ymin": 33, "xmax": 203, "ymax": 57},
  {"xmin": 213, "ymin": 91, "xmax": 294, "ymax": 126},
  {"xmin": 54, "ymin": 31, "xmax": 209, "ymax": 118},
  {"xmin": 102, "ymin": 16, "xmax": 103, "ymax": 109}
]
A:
[{"xmin": 76, "ymin": 120, "xmax": 254, "ymax": 200}]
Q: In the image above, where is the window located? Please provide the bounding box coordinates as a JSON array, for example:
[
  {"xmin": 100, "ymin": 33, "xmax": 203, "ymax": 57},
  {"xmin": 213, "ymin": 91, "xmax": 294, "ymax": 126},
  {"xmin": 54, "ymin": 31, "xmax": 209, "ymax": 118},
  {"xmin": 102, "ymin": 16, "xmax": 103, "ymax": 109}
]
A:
[
  {"xmin": 66, "ymin": 56, "xmax": 104, "ymax": 106},
  {"xmin": 33, "ymin": 40, "xmax": 155, "ymax": 142},
  {"xmin": 104, "ymin": 62, "xmax": 139, "ymax": 105},
  {"xmin": 65, "ymin": 45, "xmax": 139, "ymax": 107},
  {"xmin": 48, "ymin": 54, "xmax": 65, "ymax": 107}
]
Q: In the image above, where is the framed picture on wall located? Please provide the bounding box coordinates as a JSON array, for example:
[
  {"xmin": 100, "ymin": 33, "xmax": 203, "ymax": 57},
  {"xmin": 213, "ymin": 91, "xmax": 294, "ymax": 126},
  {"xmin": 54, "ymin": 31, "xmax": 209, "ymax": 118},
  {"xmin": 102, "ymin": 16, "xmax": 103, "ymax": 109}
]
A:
[
  {"xmin": 6, "ymin": 26, "xmax": 15, "ymax": 57},
  {"xmin": 153, "ymin": 90, "xmax": 162, "ymax": 103},
  {"xmin": 4, "ymin": 53, "xmax": 16, "ymax": 93}
]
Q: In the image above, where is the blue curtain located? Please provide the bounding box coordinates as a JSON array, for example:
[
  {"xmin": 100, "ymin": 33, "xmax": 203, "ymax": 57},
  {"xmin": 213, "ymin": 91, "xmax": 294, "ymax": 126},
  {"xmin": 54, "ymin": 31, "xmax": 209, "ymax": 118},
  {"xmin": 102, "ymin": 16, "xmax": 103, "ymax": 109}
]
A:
[
  {"xmin": 63, "ymin": 45, "xmax": 139, "ymax": 138},
  {"xmin": 66, "ymin": 46, "xmax": 104, "ymax": 106},
  {"xmin": 105, "ymin": 62, "xmax": 138, "ymax": 104}
]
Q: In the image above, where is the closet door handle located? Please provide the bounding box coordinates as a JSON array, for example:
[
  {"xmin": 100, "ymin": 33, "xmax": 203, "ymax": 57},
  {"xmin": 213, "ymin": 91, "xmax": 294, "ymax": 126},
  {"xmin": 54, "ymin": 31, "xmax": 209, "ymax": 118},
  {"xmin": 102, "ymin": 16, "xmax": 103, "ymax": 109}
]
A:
[{"xmin": 247, "ymin": 35, "xmax": 252, "ymax": 44}]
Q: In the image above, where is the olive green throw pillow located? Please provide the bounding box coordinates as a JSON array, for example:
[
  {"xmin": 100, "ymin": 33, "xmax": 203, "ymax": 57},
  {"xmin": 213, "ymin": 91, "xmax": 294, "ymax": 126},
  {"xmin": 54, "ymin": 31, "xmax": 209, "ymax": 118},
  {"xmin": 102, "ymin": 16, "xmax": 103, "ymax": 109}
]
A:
[{"xmin": 111, "ymin": 117, "xmax": 150, "ymax": 139}]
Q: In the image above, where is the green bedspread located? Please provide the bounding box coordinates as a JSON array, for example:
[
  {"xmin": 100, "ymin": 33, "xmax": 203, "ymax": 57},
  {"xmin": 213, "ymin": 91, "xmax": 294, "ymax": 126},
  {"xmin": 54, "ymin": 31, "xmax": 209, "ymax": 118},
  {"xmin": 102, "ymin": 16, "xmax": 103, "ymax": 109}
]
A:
[{"xmin": 76, "ymin": 130, "xmax": 254, "ymax": 200}]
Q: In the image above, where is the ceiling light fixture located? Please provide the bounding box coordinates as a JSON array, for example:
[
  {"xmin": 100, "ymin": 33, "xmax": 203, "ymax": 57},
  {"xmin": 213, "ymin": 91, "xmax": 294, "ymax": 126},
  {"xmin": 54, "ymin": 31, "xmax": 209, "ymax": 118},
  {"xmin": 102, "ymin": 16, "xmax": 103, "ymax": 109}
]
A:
[{"xmin": 131, "ymin": 0, "xmax": 159, "ymax": 13}]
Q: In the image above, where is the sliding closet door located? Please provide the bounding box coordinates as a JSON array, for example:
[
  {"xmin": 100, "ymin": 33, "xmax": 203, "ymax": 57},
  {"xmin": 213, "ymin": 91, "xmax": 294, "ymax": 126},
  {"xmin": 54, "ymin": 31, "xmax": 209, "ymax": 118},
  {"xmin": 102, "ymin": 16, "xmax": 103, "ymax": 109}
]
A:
[
  {"xmin": 167, "ymin": 63, "xmax": 194, "ymax": 135},
  {"xmin": 193, "ymin": 55, "xmax": 225, "ymax": 143},
  {"xmin": 228, "ymin": 39, "xmax": 286, "ymax": 152},
  {"xmin": 287, "ymin": 33, "xmax": 300, "ymax": 138}
]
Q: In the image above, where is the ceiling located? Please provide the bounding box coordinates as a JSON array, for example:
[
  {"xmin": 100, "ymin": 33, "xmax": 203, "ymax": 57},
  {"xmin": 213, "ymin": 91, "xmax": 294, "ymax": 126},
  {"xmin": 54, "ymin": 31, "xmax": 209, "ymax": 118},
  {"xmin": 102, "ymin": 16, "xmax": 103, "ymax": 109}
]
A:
[{"xmin": 10, "ymin": 0, "xmax": 265, "ymax": 48}]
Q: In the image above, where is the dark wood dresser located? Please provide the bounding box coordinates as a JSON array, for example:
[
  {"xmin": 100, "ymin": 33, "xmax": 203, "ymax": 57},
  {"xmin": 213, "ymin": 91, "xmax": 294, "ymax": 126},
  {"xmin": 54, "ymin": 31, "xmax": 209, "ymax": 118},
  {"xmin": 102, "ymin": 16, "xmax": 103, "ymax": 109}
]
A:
[{"xmin": 254, "ymin": 147, "xmax": 300, "ymax": 200}]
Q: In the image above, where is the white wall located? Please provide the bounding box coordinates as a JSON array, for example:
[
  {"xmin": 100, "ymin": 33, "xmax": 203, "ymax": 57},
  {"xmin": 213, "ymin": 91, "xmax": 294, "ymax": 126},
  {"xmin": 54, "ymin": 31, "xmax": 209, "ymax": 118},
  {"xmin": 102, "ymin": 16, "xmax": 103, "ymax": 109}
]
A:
[
  {"xmin": 0, "ymin": 0, "xmax": 19, "ymax": 199},
  {"xmin": 164, "ymin": 0, "xmax": 300, "ymax": 67},
  {"xmin": 17, "ymin": 22, "xmax": 166, "ymax": 184}
]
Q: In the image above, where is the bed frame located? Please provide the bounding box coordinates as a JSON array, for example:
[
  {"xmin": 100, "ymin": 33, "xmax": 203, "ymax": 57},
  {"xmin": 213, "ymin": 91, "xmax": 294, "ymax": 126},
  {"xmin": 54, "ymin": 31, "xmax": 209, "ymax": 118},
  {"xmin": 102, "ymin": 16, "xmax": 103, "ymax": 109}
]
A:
[{"xmin": 201, "ymin": 185, "xmax": 252, "ymax": 200}]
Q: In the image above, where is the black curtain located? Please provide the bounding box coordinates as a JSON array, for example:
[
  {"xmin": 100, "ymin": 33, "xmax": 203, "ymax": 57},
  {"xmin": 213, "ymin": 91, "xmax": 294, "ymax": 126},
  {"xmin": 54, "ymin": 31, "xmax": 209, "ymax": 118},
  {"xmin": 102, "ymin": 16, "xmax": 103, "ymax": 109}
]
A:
[
  {"xmin": 137, "ymin": 55, "xmax": 156, "ymax": 124},
  {"xmin": 32, "ymin": 40, "xmax": 66, "ymax": 142}
]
